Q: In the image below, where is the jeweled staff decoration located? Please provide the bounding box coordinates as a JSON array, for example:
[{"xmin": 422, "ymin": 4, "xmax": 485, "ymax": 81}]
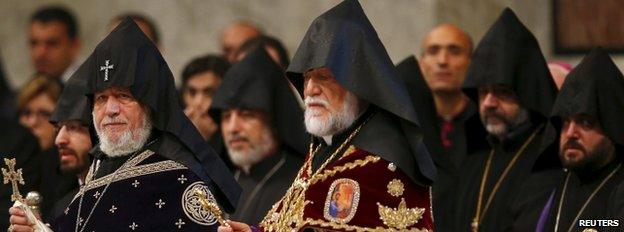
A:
[
  {"xmin": 2, "ymin": 158, "xmax": 24, "ymax": 202},
  {"xmin": 195, "ymin": 189, "xmax": 230, "ymax": 228}
]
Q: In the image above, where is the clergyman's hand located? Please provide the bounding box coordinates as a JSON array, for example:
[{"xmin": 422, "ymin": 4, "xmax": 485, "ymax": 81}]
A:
[
  {"xmin": 8, "ymin": 207, "xmax": 34, "ymax": 232},
  {"xmin": 218, "ymin": 220, "xmax": 251, "ymax": 232}
]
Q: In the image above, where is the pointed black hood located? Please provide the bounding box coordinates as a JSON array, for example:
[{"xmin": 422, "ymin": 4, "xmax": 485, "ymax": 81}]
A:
[
  {"xmin": 82, "ymin": 18, "xmax": 240, "ymax": 212},
  {"xmin": 552, "ymin": 47, "xmax": 624, "ymax": 147},
  {"xmin": 50, "ymin": 55, "xmax": 92, "ymax": 126},
  {"xmin": 463, "ymin": 8, "xmax": 557, "ymax": 120},
  {"xmin": 286, "ymin": 0, "xmax": 436, "ymax": 185},
  {"xmin": 395, "ymin": 56, "xmax": 445, "ymax": 160},
  {"xmin": 210, "ymin": 48, "xmax": 307, "ymax": 155}
]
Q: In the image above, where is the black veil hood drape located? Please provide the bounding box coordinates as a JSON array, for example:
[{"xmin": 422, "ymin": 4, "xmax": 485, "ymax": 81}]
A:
[
  {"xmin": 210, "ymin": 48, "xmax": 307, "ymax": 155},
  {"xmin": 50, "ymin": 55, "xmax": 92, "ymax": 126},
  {"xmin": 537, "ymin": 47, "xmax": 624, "ymax": 170},
  {"xmin": 81, "ymin": 18, "xmax": 240, "ymax": 212},
  {"xmin": 462, "ymin": 8, "xmax": 557, "ymax": 122},
  {"xmin": 286, "ymin": 0, "xmax": 436, "ymax": 185}
]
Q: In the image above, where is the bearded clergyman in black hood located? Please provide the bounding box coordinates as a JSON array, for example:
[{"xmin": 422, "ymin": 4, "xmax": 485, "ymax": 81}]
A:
[
  {"xmin": 8, "ymin": 18, "xmax": 240, "ymax": 232},
  {"xmin": 209, "ymin": 48, "xmax": 305, "ymax": 225},
  {"xmin": 509, "ymin": 47, "xmax": 624, "ymax": 232},
  {"xmin": 452, "ymin": 8, "xmax": 558, "ymax": 232},
  {"xmin": 219, "ymin": 0, "xmax": 436, "ymax": 231}
]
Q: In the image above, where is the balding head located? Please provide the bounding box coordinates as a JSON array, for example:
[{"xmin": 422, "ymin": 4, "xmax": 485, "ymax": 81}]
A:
[
  {"xmin": 221, "ymin": 21, "xmax": 262, "ymax": 62},
  {"xmin": 419, "ymin": 24, "xmax": 473, "ymax": 93}
]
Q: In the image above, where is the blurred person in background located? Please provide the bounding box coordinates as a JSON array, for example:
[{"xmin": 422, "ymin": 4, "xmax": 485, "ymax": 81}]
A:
[
  {"xmin": 28, "ymin": 6, "xmax": 81, "ymax": 82},
  {"xmin": 221, "ymin": 21, "xmax": 262, "ymax": 62},
  {"xmin": 180, "ymin": 54, "xmax": 234, "ymax": 169}
]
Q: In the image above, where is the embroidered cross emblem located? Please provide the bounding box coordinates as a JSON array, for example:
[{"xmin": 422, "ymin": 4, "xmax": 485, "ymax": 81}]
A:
[
  {"xmin": 131, "ymin": 180, "xmax": 140, "ymax": 188},
  {"xmin": 93, "ymin": 191, "xmax": 101, "ymax": 199},
  {"xmin": 64, "ymin": 207, "xmax": 69, "ymax": 215},
  {"xmin": 177, "ymin": 175, "xmax": 187, "ymax": 184},
  {"xmin": 175, "ymin": 219, "xmax": 185, "ymax": 229},
  {"xmin": 77, "ymin": 217, "xmax": 84, "ymax": 226},
  {"xmin": 129, "ymin": 222, "xmax": 138, "ymax": 230},
  {"xmin": 109, "ymin": 205, "xmax": 117, "ymax": 213},
  {"xmin": 99, "ymin": 60, "xmax": 114, "ymax": 81},
  {"xmin": 2, "ymin": 158, "xmax": 25, "ymax": 201},
  {"xmin": 155, "ymin": 199, "xmax": 165, "ymax": 209}
]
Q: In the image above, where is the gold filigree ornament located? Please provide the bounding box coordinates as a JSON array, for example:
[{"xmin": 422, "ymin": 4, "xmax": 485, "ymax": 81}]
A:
[
  {"xmin": 377, "ymin": 198, "xmax": 425, "ymax": 230},
  {"xmin": 387, "ymin": 179, "xmax": 404, "ymax": 197}
]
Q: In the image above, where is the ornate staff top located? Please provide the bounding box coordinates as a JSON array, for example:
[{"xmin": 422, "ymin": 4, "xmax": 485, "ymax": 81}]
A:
[
  {"xmin": 2, "ymin": 158, "xmax": 24, "ymax": 202},
  {"xmin": 195, "ymin": 189, "xmax": 230, "ymax": 228}
]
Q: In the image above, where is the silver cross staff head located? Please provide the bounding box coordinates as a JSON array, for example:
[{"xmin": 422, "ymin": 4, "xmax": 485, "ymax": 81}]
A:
[
  {"xmin": 2, "ymin": 158, "xmax": 25, "ymax": 202},
  {"xmin": 100, "ymin": 59, "xmax": 114, "ymax": 81}
]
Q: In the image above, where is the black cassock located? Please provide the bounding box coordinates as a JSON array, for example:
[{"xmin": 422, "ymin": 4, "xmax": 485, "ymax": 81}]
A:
[
  {"xmin": 454, "ymin": 123, "xmax": 549, "ymax": 231},
  {"xmin": 455, "ymin": 7, "xmax": 558, "ymax": 232},
  {"xmin": 510, "ymin": 161, "xmax": 624, "ymax": 232},
  {"xmin": 52, "ymin": 136, "xmax": 220, "ymax": 231},
  {"xmin": 229, "ymin": 147, "xmax": 303, "ymax": 224},
  {"xmin": 510, "ymin": 48, "xmax": 624, "ymax": 232}
]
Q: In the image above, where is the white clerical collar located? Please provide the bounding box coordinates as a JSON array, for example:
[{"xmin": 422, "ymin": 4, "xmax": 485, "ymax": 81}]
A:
[{"xmin": 322, "ymin": 136, "xmax": 333, "ymax": 145}]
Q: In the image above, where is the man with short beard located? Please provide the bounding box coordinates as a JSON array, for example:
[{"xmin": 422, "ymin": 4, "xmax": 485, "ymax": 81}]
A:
[
  {"xmin": 46, "ymin": 66, "xmax": 93, "ymax": 222},
  {"xmin": 7, "ymin": 18, "xmax": 239, "ymax": 232},
  {"xmin": 220, "ymin": 1, "xmax": 436, "ymax": 231},
  {"xmin": 508, "ymin": 48, "xmax": 624, "ymax": 232},
  {"xmin": 209, "ymin": 48, "xmax": 305, "ymax": 224},
  {"xmin": 453, "ymin": 9, "xmax": 558, "ymax": 232}
]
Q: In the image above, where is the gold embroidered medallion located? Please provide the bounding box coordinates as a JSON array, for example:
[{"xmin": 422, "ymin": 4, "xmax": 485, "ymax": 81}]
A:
[{"xmin": 387, "ymin": 179, "xmax": 404, "ymax": 197}]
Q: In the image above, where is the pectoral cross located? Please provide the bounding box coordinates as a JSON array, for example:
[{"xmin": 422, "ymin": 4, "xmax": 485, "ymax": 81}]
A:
[
  {"xmin": 195, "ymin": 189, "xmax": 229, "ymax": 228},
  {"xmin": 2, "ymin": 158, "xmax": 24, "ymax": 202},
  {"xmin": 100, "ymin": 60, "xmax": 114, "ymax": 81}
]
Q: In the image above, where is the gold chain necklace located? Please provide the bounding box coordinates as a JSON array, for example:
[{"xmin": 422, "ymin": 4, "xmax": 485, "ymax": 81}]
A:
[
  {"xmin": 554, "ymin": 163, "xmax": 622, "ymax": 232},
  {"xmin": 471, "ymin": 124, "xmax": 544, "ymax": 232}
]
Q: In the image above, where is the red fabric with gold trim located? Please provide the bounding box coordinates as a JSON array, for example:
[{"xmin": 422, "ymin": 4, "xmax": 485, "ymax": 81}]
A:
[{"xmin": 259, "ymin": 146, "xmax": 434, "ymax": 231}]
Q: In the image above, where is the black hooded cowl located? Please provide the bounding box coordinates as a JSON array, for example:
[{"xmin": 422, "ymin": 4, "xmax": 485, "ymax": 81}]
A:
[
  {"xmin": 544, "ymin": 47, "xmax": 624, "ymax": 167},
  {"xmin": 210, "ymin": 48, "xmax": 307, "ymax": 155},
  {"xmin": 286, "ymin": 0, "xmax": 436, "ymax": 185},
  {"xmin": 463, "ymin": 8, "xmax": 557, "ymax": 122},
  {"xmin": 81, "ymin": 18, "xmax": 240, "ymax": 212},
  {"xmin": 50, "ymin": 55, "xmax": 92, "ymax": 126}
]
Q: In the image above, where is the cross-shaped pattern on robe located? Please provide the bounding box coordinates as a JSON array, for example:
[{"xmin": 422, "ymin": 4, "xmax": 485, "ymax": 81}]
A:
[
  {"xmin": 177, "ymin": 175, "xmax": 187, "ymax": 184},
  {"xmin": 131, "ymin": 180, "xmax": 140, "ymax": 188},
  {"xmin": 2, "ymin": 158, "xmax": 24, "ymax": 201},
  {"xmin": 129, "ymin": 222, "xmax": 139, "ymax": 230},
  {"xmin": 175, "ymin": 219, "xmax": 185, "ymax": 229},
  {"xmin": 93, "ymin": 191, "xmax": 101, "ymax": 199},
  {"xmin": 109, "ymin": 205, "xmax": 117, "ymax": 213},
  {"xmin": 155, "ymin": 199, "xmax": 166, "ymax": 209},
  {"xmin": 100, "ymin": 60, "xmax": 114, "ymax": 81}
]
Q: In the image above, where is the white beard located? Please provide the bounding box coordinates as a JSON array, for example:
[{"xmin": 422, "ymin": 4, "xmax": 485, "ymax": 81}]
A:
[
  {"xmin": 226, "ymin": 126, "xmax": 277, "ymax": 172},
  {"xmin": 94, "ymin": 113, "xmax": 153, "ymax": 157},
  {"xmin": 304, "ymin": 92, "xmax": 359, "ymax": 137}
]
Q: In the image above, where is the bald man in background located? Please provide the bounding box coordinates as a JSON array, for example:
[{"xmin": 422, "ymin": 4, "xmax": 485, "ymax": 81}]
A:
[
  {"xmin": 221, "ymin": 21, "xmax": 262, "ymax": 62},
  {"xmin": 418, "ymin": 24, "xmax": 487, "ymax": 232},
  {"xmin": 419, "ymin": 23, "xmax": 485, "ymax": 168}
]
